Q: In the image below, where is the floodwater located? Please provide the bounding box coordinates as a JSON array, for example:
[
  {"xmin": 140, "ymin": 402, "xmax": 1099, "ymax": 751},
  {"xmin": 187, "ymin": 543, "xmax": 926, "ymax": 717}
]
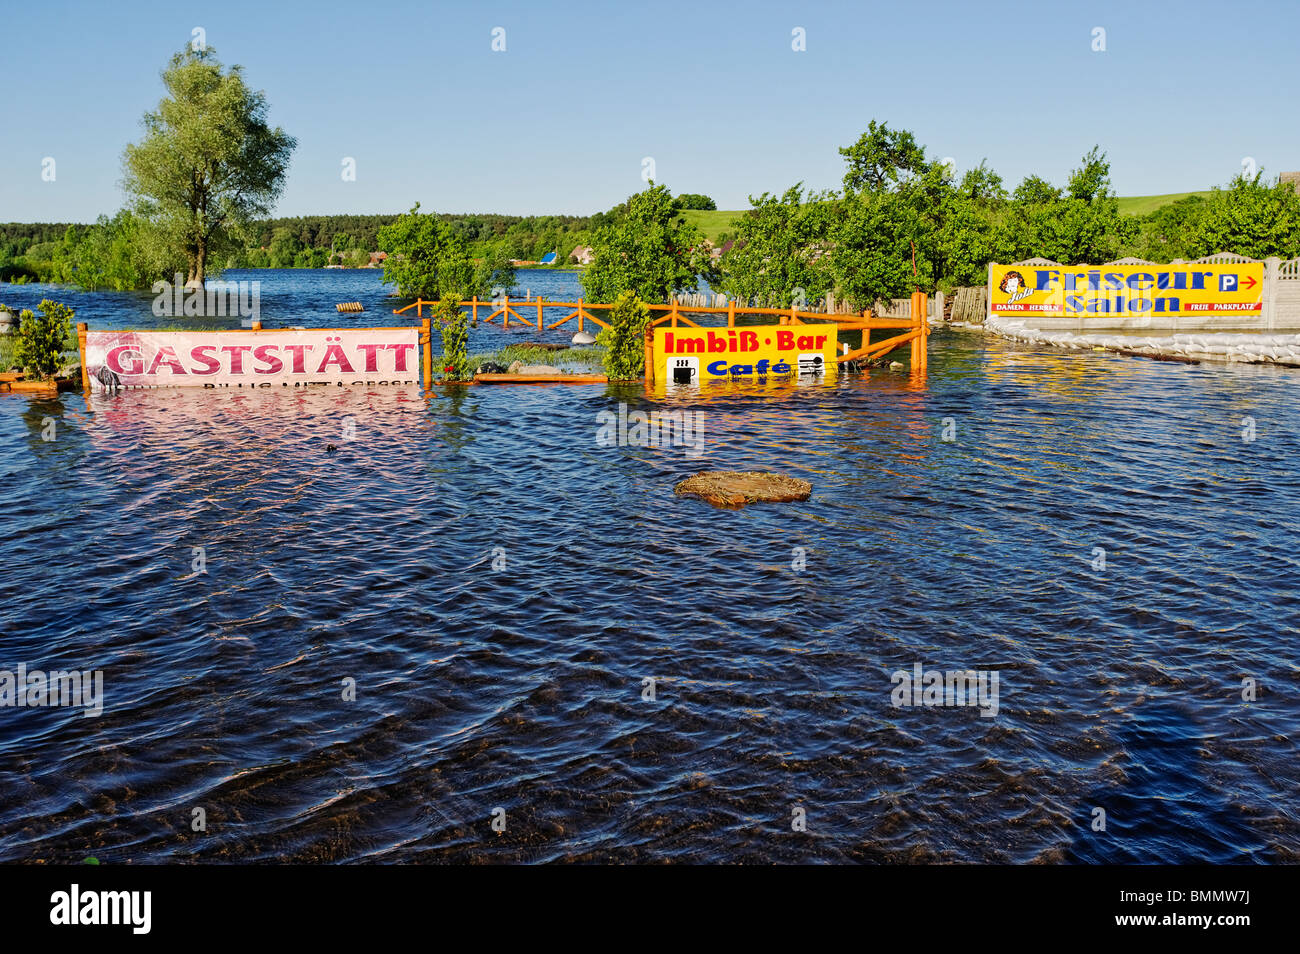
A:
[{"xmin": 0, "ymin": 270, "xmax": 1297, "ymax": 863}]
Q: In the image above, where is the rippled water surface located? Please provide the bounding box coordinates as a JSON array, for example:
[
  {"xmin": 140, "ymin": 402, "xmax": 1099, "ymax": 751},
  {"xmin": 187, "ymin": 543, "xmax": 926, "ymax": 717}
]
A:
[{"xmin": 1, "ymin": 271, "xmax": 1298, "ymax": 863}]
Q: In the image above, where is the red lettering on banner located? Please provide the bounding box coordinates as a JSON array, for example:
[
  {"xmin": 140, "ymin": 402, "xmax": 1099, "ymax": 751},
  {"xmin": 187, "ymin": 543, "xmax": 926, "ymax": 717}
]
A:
[
  {"xmin": 253, "ymin": 344, "xmax": 283, "ymax": 374},
  {"xmin": 388, "ymin": 343, "xmax": 415, "ymax": 372},
  {"xmin": 357, "ymin": 343, "xmax": 382, "ymax": 373},
  {"xmin": 221, "ymin": 345, "xmax": 253, "ymax": 374},
  {"xmin": 190, "ymin": 345, "xmax": 221, "ymax": 374},
  {"xmin": 107, "ymin": 345, "xmax": 143, "ymax": 375},
  {"xmin": 316, "ymin": 344, "xmax": 355, "ymax": 374},
  {"xmin": 282, "ymin": 345, "xmax": 311, "ymax": 373},
  {"xmin": 147, "ymin": 346, "xmax": 187, "ymax": 375}
]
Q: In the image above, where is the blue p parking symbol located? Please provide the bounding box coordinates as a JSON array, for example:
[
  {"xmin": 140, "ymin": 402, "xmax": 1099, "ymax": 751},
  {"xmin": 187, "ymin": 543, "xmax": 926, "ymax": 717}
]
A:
[{"xmin": 1219, "ymin": 273, "xmax": 1238, "ymax": 292}]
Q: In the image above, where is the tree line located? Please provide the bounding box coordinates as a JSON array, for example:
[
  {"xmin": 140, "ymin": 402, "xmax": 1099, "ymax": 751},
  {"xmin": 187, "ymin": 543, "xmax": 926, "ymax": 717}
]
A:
[
  {"xmin": 580, "ymin": 122, "xmax": 1300, "ymax": 310},
  {"xmin": 3, "ymin": 39, "xmax": 1297, "ymax": 310}
]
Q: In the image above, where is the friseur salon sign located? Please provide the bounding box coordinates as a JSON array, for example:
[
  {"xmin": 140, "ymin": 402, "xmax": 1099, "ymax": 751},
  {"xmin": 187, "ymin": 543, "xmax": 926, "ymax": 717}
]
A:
[{"xmin": 84, "ymin": 328, "xmax": 419, "ymax": 389}]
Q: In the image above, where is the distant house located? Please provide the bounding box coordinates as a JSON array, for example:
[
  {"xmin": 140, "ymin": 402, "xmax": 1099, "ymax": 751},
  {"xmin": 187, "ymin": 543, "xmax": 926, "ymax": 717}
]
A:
[
  {"xmin": 365, "ymin": 251, "xmax": 388, "ymax": 269},
  {"xmin": 570, "ymin": 245, "xmax": 594, "ymax": 265},
  {"xmin": 1282, "ymin": 171, "xmax": 1300, "ymax": 194},
  {"xmin": 538, "ymin": 251, "xmax": 558, "ymax": 266}
]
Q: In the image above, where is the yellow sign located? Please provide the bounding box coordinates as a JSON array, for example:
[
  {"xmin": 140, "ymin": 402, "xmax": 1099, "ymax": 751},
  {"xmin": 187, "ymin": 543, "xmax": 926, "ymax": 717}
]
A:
[
  {"xmin": 989, "ymin": 263, "xmax": 1264, "ymax": 318},
  {"xmin": 654, "ymin": 325, "xmax": 838, "ymax": 384}
]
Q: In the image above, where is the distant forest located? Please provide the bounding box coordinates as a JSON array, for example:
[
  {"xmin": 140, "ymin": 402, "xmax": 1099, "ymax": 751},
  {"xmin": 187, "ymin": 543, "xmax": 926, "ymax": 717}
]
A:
[{"xmin": 0, "ymin": 212, "xmax": 602, "ymax": 277}]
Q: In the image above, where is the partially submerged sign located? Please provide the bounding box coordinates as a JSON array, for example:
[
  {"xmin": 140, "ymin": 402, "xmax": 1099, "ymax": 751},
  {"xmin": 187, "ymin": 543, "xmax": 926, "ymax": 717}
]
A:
[
  {"xmin": 989, "ymin": 263, "xmax": 1264, "ymax": 318},
  {"xmin": 84, "ymin": 328, "xmax": 419, "ymax": 390},
  {"xmin": 654, "ymin": 325, "xmax": 837, "ymax": 385}
]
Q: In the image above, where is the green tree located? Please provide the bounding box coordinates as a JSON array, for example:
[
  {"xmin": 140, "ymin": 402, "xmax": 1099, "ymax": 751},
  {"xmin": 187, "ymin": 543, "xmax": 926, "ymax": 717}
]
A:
[
  {"xmin": 434, "ymin": 297, "xmax": 470, "ymax": 382},
  {"xmin": 1013, "ymin": 175, "xmax": 1061, "ymax": 205},
  {"xmin": 14, "ymin": 299, "xmax": 74, "ymax": 380},
  {"xmin": 1066, "ymin": 146, "xmax": 1111, "ymax": 203},
  {"xmin": 1134, "ymin": 196, "xmax": 1205, "ymax": 262},
  {"xmin": 674, "ymin": 193, "xmax": 717, "ymax": 211},
  {"xmin": 122, "ymin": 46, "xmax": 296, "ymax": 285},
  {"xmin": 597, "ymin": 291, "xmax": 652, "ymax": 379},
  {"xmin": 958, "ymin": 161, "xmax": 1007, "ymax": 203},
  {"xmin": 1189, "ymin": 173, "xmax": 1300, "ymax": 259},
  {"xmin": 582, "ymin": 183, "xmax": 718, "ymax": 303},
  {"xmin": 839, "ymin": 120, "xmax": 928, "ymax": 194},
  {"xmin": 831, "ymin": 191, "xmax": 932, "ymax": 309},
  {"xmin": 718, "ymin": 185, "xmax": 835, "ymax": 307},
  {"xmin": 377, "ymin": 204, "xmax": 475, "ymax": 299}
]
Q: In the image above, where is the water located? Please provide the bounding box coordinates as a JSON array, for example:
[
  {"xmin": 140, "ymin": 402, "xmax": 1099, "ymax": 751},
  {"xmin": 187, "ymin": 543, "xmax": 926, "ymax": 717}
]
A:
[{"xmin": 1, "ymin": 270, "xmax": 1297, "ymax": 863}]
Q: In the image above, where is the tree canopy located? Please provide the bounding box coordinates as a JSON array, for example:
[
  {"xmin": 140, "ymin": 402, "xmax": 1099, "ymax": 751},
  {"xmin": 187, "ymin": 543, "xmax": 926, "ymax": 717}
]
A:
[{"xmin": 122, "ymin": 46, "xmax": 295, "ymax": 284}]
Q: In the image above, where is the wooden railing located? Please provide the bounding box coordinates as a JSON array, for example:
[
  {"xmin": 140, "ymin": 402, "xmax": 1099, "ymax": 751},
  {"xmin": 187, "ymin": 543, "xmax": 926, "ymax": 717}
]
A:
[{"xmin": 393, "ymin": 295, "xmax": 929, "ymax": 372}]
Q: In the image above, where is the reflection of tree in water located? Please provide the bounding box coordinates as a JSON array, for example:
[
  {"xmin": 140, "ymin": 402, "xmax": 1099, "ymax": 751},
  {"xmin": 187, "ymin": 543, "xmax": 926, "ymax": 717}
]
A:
[
  {"xmin": 20, "ymin": 395, "xmax": 77, "ymax": 457},
  {"xmin": 433, "ymin": 385, "xmax": 476, "ymax": 456},
  {"xmin": 1065, "ymin": 698, "xmax": 1270, "ymax": 863}
]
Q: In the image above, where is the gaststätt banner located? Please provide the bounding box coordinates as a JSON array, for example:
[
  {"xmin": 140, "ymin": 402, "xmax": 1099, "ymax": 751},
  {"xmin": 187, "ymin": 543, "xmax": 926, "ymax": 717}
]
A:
[
  {"xmin": 654, "ymin": 325, "xmax": 837, "ymax": 385},
  {"xmin": 84, "ymin": 328, "xmax": 420, "ymax": 390},
  {"xmin": 988, "ymin": 263, "xmax": 1264, "ymax": 318}
]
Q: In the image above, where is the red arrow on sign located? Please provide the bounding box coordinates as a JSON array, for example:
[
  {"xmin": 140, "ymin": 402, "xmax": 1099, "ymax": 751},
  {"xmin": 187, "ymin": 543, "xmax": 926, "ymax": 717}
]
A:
[{"xmin": 1241, "ymin": 275, "xmax": 1258, "ymax": 290}]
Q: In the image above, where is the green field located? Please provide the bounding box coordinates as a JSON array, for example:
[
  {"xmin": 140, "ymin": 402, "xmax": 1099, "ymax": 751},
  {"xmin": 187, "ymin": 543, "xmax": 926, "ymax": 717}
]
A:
[
  {"xmin": 1114, "ymin": 192, "xmax": 1212, "ymax": 215},
  {"xmin": 683, "ymin": 192, "xmax": 1214, "ymax": 242},
  {"xmin": 679, "ymin": 209, "xmax": 745, "ymax": 243}
]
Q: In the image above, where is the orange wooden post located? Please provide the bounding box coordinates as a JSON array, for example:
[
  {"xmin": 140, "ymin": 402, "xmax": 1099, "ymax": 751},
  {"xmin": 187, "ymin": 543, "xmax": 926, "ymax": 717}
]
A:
[
  {"xmin": 727, "ymin": 298, "xmax": 735, "ymax": 328},
  {"xmin": 910, "ymin": 291, "xmax": 927, "ymax": 371},
  {"xmin": 503, "ymin": 295, "xmax": 509, "ymax": 329},
  {"xmin": 644, "ymin": 325, "xmax": 654, "ymax": 385},
  {"xmin": 577, "ymin": 298, "xmax": 584, "ymax": 333},
  {"xmin": 537, "ymin": 298, "xmax": 543, "ymax": 331},
  {"xmin": 76, "ymin": 322, "xmax": 90, "ymax": 392},
  {"xmin": 671, "ymin": 299, "xmax": 679, "ymax": 328},
  {"xmin": 472, "ymin": 296, "xmax": 478, "ymax": 325},
  {"xmin": 421, "ymin": 315, "xmax": 433, "ymax": 389}
]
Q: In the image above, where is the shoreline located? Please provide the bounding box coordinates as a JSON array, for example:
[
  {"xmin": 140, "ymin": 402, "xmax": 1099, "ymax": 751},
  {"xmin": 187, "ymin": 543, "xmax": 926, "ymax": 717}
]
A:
[{"xmin": 979, "ymin": 316, "xmax": 1300, "ymax": 367}]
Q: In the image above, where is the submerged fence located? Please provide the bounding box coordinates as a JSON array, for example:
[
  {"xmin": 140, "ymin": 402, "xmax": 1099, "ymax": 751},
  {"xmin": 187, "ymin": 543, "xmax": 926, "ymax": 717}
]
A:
[{"xmin": 394, "ymin": 292, "xmax": 932, "ymax": 381}]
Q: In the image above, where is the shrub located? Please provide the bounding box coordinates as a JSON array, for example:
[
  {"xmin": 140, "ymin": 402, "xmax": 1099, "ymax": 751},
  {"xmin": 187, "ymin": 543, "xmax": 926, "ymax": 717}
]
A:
[
  {"xmin": 434, "ymin": 297, "xmax": 470, "ymax": 382},
  {"xmin": 597, "ymin": 290, "xmax": 651, "ymax": 379},
  {"xmin": 13, "ymin": 299, "xmax": 74, "ymax": 380}
]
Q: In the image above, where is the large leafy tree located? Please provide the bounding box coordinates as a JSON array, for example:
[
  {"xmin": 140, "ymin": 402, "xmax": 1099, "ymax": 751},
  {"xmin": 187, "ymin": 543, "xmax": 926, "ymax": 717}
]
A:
[
  {"xmin": 581, "ymin": 183, "xmax": 718, "ymax": 302},
  {"xmin": 719, "ymin": 185, "xmax": 836, "ymax": 307},
  {"xmin": 839, "ymin": 120, "xmax": 929, "ymax": 194},
  {"xmin": 123, "ymin": 46, "xmax": 295, "ymax": 285},
  {"xmin": 377, "ymin": 203, "xmax": 474, "ymax": 299},
  {"xmin": 1189, "ymin": 173, "xmax": 1300, "ymax": 260},
  {"xmin": 831, "ymin": 191, "xmax": 933, "ymax": 309}
]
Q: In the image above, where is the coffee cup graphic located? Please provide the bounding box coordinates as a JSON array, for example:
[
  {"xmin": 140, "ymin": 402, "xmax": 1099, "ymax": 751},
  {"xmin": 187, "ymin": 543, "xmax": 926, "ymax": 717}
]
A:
[{"xmin": 671, "ymin": 359, "xmax": 698, "ymax": 385}]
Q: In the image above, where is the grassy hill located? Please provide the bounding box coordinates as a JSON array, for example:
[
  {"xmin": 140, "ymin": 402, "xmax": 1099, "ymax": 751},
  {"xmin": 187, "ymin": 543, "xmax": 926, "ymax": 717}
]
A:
[
  {"xmin": 1114, "ymin": 192, "xmax": 1212, "ymax": 215},
  {"xmin": 683, "ymin": 192, "xmax": 1214, "ymax": 243}
]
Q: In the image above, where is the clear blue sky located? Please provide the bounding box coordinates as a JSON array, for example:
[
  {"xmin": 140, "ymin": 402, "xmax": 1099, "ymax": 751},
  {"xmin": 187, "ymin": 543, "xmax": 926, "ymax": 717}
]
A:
[{"xmin": 3, "ymin": 0, "xmax": 1298, "ymax": 222}]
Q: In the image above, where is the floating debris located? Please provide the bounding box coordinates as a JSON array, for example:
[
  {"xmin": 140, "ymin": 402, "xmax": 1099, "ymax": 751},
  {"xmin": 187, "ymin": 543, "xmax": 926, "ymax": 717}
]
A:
[{"xmin": 674, "ymin": 470, "xmax": 812, "ymax": 508}]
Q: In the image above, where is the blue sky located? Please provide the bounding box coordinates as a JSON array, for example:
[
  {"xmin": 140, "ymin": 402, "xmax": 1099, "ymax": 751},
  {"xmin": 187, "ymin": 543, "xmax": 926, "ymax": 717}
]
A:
[{"xmin": 3, "ymin": 0, "xmax": 1298, "ymax": 222}]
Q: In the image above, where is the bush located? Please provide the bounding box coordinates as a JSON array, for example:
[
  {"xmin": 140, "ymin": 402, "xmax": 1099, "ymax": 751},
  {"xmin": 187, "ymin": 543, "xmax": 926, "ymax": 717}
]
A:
[
  {"xmin": 597, "ymin": 290, "xmax": 651, "ymax": 379},
  {"xmin": 13, "ymin": 299, "xmax": 74, "ymax": 380},
  {"xmin": 434, "ymin": 297, "xmax": 470, "ymax": 382}
]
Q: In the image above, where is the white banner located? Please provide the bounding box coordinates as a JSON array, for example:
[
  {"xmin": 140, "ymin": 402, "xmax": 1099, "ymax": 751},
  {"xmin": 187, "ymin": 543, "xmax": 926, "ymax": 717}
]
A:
[{"xmin": 84, "ymin": 328, "xmax": 420, "ymax": 389}]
